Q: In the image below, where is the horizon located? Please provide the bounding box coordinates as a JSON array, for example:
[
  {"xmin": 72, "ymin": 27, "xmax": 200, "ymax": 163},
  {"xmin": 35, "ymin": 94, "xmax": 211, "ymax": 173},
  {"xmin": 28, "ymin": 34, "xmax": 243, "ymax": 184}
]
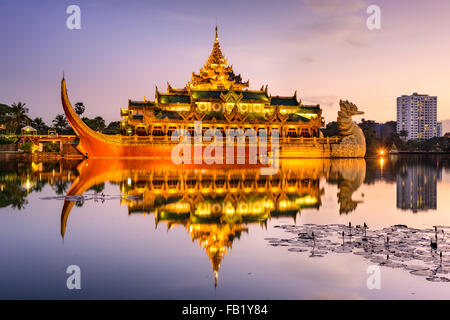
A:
[
  {"xmin": 1, "ymin": 0, "xmax": 450, "ymax": 125},
  {"xmin": 2, "ymin": 0, "xmax": 450, "ymax": 304}
]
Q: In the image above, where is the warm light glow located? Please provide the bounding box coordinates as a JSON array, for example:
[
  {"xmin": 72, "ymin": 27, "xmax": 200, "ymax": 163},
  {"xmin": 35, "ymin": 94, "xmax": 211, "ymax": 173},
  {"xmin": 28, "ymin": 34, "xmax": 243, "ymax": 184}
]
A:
[
  {"xmin": 31, "ymin": 162, "xmax": 39, "ymax": 172},
  {"xmin": 279, "ymin": 200, "xmax": 288, "ymax": 209},
  {"xmin": 295, "ymin": 195, "xmax": 318, "ymax": 206}
]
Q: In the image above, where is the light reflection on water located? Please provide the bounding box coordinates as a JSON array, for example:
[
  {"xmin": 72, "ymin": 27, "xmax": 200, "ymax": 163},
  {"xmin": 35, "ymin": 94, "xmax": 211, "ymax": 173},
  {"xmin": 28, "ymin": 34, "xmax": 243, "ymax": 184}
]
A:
[{"xmin": 0, "ymin": 155, "xmax": 449, "ymax": 299}]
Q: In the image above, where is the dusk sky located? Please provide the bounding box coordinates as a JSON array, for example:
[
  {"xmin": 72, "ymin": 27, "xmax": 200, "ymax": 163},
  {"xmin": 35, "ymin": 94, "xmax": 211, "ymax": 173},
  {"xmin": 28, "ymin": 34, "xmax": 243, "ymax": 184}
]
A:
[{"xmin": 1, "ymin": 0, "xmax": 450, "ymax": 125}]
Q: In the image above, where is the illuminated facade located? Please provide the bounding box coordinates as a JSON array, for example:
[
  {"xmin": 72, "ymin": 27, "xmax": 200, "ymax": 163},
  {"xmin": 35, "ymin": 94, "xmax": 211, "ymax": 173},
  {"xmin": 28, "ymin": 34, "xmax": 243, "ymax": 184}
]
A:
[
  {"xmin": 121, "ymin": 27, "xmax": 324, "ymax": 139},
  {"xmin": 397, "ymin": 93, "xmax": 438, "ymax": 140},
  {"xmin": 60, "ymin": 27, "xmax": 365, "ymax": 158}
]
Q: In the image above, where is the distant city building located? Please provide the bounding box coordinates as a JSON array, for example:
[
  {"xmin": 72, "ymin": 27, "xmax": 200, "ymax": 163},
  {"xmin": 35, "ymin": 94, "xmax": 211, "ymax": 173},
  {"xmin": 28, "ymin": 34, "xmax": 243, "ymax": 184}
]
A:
[
  {"xmin": 437, "ymin": 122, "xmax": 442, "ymax": 137},
  {"xmin": 380, "ymin": 121, "xmax": 396, "ymax": 140},
  {"xmin": 359, "ymin": 120, "xmax": 396, "ymax": 140},
  {"xmin": 396, "ymin": 164, "xmax": 440, "ymax": 212},
  {"xmin": 397, "ymin": 93, "xmax": 438, "ymax": 140}
]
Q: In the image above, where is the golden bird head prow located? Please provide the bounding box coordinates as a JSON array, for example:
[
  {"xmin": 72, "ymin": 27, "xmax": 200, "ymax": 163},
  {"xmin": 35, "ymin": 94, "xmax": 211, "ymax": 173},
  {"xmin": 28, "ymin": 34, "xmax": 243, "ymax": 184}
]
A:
[{"xmin": 337, "ymin": 100, "xmax": 364, "ymax": 136}]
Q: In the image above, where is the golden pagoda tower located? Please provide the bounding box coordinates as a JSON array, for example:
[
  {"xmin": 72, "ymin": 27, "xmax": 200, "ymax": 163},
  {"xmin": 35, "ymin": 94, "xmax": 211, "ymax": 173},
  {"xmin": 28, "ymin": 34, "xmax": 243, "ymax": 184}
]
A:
[{"xmin": 189, "ymin": 26, "xmax": 249, "ymax": 91}]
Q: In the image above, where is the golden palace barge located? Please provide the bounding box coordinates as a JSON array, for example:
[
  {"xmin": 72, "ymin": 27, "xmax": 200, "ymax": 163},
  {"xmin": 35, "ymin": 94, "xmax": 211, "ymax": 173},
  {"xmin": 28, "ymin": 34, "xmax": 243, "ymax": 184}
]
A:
[{"xmin": 61, "ymin": 27, "xmax": 366, "ymax": 159}]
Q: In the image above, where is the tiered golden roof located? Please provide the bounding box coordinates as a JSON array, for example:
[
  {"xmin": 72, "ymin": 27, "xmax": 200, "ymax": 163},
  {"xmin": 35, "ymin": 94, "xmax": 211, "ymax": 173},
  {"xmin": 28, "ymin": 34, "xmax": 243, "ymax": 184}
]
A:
[
  {"xmin": 189, "ymin": 26, "xmax": 249, "ymax": 90},
  {"xmin": 121, "ymin": 26, "xmax": 325, "ymax": 139},
  {"xmin": 189, "ymin": 223, "xmax": 248, "ymax": 288}
]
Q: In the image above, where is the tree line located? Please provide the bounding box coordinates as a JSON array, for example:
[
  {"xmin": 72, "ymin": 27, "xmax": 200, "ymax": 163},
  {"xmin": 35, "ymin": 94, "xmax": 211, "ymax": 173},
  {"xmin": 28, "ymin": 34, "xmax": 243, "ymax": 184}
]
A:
[
  {"xmin": 2, "ymin": 101, "xmax": 448, "ymax": 153},
  {"xmin": 322, "ymin": 120, "xmax": 449, "ymax": 154},
  {"xmin": 0, "ymin": 101, "xmax": 121, "ymax": 136}
]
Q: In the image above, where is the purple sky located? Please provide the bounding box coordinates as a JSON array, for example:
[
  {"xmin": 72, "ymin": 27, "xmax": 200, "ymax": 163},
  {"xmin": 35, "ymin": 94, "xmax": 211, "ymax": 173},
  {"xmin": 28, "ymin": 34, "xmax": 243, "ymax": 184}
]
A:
[{"xmin": 1, "ymin": 0, "xmax": 449, "ymax": 125}]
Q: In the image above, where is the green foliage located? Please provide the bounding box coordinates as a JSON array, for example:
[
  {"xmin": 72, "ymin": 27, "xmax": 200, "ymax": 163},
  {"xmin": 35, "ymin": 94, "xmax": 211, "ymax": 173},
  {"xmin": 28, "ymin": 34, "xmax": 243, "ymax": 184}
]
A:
[
  {"xmin": 1, "ymin": 102, "xmax": 31, "ymax": 134},
  {"xmin": 321, "ymin": 121, "xmax": 338, "ymax": 137},
  {"xmin": 0, "ymin": 162, "xmax": 43, "ymax": 209},
  {"xmin": 43, "ymin": 142, "xmax": 60, "ymax": 152},
  {"xmin": 0, "ymin": 103, "xmax": 12, "ymax": 115},
  {"xmin": 0, "ymin": 135, "xmax": 17, "ymax": 145},
  {"xmin": 0, "ymin": 179, "xmax": 28, "ymax": 209},
  {"xmin": 89, "ymin": 183, "xmax": 105, "ymax": 193},
  {"xmin": 52, "ymin": 180, "xmax": 69, "ymax": 195},
  {"xmin": 384, "ymin": 131, "xmax": 405, "ymax": 150},
  {"xmin": 62, "ymin": 127, "xmax": 75, "ymax": 135},
  {"xmin": 103, "ymin": 121, "xmax": 121, "ymax": 134},
  {"xmin": 359, "ymin": 124, "xmax": 381, "ymax": 155},
  {"xmin": 19, "ymin": 141, "xmax": 34, "ymax": 153},
  {"xmin": 0, "ymin": 103, "xmax": 12, "ymax": 129},
  {"xmin": 52, "ymin": 114, "xmax": 69, "ymax": 133},
  {"xmin": 74, "ymin": 102, "xmax": 85, "ymax": 116},
  {"xmin": 82, "ymin": 116, "xmax": 106, "ymax": 132},
  {"xmin": 399, "ymin": 130, "xmax": 408, "ymax": 139},
  {"xmin": 405, "ymin": 137, "xmax": 449, "ymax": 152},
  {"xmin": 32, "ymin": 117, "xmax": 49, "ymax": 135}
]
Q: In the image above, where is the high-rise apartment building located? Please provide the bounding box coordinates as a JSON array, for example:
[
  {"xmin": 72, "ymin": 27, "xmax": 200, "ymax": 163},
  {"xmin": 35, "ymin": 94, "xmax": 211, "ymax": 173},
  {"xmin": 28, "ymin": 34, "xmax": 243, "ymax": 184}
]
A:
[{"xmin": 397, "ymin": 93, "xmax": 437, "ymax": 140}]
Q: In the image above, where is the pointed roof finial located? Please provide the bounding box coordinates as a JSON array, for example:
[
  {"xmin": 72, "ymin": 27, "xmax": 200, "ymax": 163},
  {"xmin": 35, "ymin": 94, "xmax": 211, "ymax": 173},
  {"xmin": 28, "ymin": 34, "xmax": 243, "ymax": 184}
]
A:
[
  {"xmin": 215, "ymin": 23, "xmax": 218, "ymax": 42},
  {"xmin": 214, "ymin": 271, "xmax": 218, "ymax": 288}
]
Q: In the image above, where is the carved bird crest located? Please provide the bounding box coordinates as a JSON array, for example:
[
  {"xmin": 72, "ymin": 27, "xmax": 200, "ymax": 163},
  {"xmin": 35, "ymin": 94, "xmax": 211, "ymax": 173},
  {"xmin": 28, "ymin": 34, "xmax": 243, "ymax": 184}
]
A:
[{"xmin": 337, "ymin": 100, "xmax": 364, "ymax": 136}]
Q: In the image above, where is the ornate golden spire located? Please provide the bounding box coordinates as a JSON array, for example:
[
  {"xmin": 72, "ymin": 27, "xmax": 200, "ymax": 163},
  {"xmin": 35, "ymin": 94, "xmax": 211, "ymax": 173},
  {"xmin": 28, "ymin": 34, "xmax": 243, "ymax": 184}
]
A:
[
  {"xmin": 188, "ymin": 26, "xmax": 248, "ymax": 90},
  {"xmin": 188, "ymin": 222, "xmax": 248, "ymax": 288},
  {"xmin": 206, "ymin": 25, "xmax": 227, "ymax": 67}
]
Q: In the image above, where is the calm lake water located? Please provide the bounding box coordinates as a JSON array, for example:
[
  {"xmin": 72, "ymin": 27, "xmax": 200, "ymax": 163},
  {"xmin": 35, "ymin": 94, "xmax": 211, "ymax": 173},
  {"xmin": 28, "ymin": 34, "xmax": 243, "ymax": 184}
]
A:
[{"xmin": 1, "ymin": 155, "xmax": 450, "ymax": 299}]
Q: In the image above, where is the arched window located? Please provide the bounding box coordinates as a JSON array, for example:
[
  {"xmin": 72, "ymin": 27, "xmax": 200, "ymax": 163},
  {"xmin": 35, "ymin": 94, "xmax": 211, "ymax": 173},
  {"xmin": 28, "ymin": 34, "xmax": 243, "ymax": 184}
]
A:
[
  {"xmin": 301, "ymin": 128, "xmax": 311, "ymax": 138},
  {"xmin": 152, "ymin": 126, "xmax": 164, "ymax": 136},
  {"xmin": 287, "ymin": 128, "xmax": 298, "ymax": 138}
]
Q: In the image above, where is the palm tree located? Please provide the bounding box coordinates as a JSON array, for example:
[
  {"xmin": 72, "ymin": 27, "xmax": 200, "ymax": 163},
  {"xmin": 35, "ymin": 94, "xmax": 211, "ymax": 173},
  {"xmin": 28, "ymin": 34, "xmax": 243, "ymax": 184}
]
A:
[
  {"xmin": 0, "ymin": 103, "xmax": 11, "ymax": 124},
  {"xmin": 32, "ymin": 117, "xmax": 48, "ymax": 134},
  {"xmin": 2, "ymin": 114, "xmax": 15, "ymax": 135},
  {"xmin": 93, "ymin": 116, "xmax": 106, "ymax": 132},
  {"xmin": 9, "ymin": 102, "xmax": 30, "ymax": 134},
  {"xmin": 82, "ymin": 116, "xmax": 106, "ymax": 132},
  {"xmin": 74, "ymin": 102, "xmax": 85, "ymax": 116},
  {"xmin": 399, "ymin": 130, "xmax": 408, "ymax": 141},
  {"xmin": 53, "ymin": 181, "xmax": 69, "ymax": 195},
  {"xmin": 52, "ymin": 114, "xmax": 68, "ymax": 134}
]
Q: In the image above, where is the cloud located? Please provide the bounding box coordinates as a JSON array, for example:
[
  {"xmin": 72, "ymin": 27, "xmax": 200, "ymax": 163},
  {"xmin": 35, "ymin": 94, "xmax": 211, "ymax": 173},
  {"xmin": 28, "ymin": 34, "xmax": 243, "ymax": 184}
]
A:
[
  {"xmin": 298, "ymin": 5, "xmax": 371, "ymax": 48},
  {"xmin": 346, "ymin": 37, "xmax": 369, "ymax": 47},
  {"xmin": 301, "ymin": 56, "xmax": 319, "ymax": 64},
  {"xmin": 303, "ymin": 0, "xmax": 367, "ymax": 14},
  {"xmin": 157, "ymin": 10, "xmax": 213, "ymax": 25},
  {"xmin": 306, "ymin": 15, "xmax": 362, "ymax": 36},
  {"xmin": 302, "ymin": 95, "xmax": 339, "ymax": 110}
]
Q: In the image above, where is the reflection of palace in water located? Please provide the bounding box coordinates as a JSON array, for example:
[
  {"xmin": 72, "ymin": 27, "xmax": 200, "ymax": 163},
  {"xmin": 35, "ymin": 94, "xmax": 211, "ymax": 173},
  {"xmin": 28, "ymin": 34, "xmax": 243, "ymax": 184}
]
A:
[
  {"xmin": 121, "ymin": 167, "xmax": 322, "ymax": 222},
  {"xmin": 0, "ymin": 157, "xmax": 366, "ymax": 287},
  {"xmin": 120, "ymin": 163, "xmax": 322, "ymax": 286},
  {"xmin": 58, "ymin": 158, "xmax": 365, "ymax": 286},
  {"xmin": 396, "ymin": 161, "xmax": 441, "ymax": 213}
]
